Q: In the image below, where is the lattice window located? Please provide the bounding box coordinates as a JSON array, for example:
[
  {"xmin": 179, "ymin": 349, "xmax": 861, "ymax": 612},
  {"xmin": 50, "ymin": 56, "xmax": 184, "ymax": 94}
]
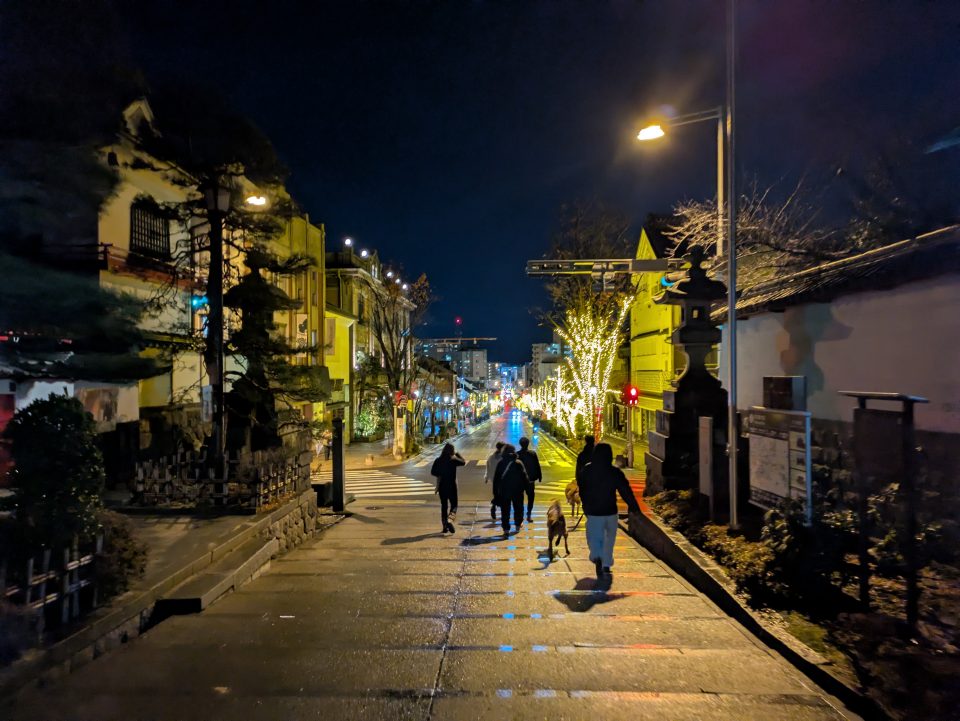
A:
[{"xmin": 129, "ymin": 198, "xmax": 170, "ymax": 259}]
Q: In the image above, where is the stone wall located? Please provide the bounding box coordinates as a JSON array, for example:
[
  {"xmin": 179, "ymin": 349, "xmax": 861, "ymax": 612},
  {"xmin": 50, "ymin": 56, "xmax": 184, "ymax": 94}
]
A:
[{"xmin": 262, "ymin": 489, "xmax": 318, "ymax": 554}]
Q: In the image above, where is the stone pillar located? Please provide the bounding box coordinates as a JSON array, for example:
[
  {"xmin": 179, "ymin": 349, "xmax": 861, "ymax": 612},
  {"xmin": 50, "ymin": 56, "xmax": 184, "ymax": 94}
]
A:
[{"xmin": 645, "ymin": 247, "xmax": 729, "ymax": 496}]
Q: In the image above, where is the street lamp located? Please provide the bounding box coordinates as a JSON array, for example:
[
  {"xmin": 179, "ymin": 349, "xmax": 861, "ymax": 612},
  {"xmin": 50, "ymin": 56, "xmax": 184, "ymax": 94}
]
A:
[
  {"xmin": 637, "ymin": 107, "xmax": 725, "ymax": 255},
  {"xmin": 203, "ymin": 180, "xmax": 231, "ymax": 479},
  {"xmin": 635, "ymin": 0, "xmax": 739, "ymax": 526}
]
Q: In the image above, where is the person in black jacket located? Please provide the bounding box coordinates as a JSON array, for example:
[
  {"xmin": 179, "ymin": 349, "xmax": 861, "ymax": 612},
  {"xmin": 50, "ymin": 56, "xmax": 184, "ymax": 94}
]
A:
[
  {"xmin": 431, "ymin": 443, "xmax": 465, "ymax": 534},
  {"xmin": 493, "ymin": 443, "xmax": 529, "ymax": 535},
  {"xmin": 517, "ymin": 436, "xmax": 542, "ymax": 522},
  {"xmin": 575, "ymin": 434, "xmax": 595, "ymax": 481},
  {"xmin": 579, "ymin": 443, "xmax": 641, "ymax": 578}
]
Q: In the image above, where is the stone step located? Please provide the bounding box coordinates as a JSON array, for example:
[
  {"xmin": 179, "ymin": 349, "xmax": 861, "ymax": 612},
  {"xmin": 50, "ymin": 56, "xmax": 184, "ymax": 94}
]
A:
[{"xmin": 154, "ymin": 536, "xmax": 278, "ymax": 616}]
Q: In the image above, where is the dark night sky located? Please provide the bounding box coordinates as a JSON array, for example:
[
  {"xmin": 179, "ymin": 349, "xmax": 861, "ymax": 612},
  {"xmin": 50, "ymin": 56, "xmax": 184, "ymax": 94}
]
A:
[{"xmin": 116, "ymin": 0, "xmax": 960, "ymax": 362}]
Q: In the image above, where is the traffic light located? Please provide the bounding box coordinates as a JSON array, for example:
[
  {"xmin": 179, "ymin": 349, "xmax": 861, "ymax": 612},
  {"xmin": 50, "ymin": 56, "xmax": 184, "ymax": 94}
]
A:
[{"xmin": 622, "ymin": 384, "xmax": 639, "ymax": 406}]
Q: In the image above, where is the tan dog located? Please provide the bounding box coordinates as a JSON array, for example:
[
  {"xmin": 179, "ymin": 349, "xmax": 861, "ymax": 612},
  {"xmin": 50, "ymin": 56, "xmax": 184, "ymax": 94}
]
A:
[
  {"xmin": 564, "ymin": 481, "xmax": 581, "ymax": 520},
  {"xmin": 546, "ymin": 499, "xmax": 570, "ymax": 562}
]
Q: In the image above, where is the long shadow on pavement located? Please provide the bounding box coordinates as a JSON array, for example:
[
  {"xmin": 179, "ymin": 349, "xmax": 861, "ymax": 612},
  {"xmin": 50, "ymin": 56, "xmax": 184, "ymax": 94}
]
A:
[
  {"xmin": 459, "ymin": 531, "xmax": 517, "ymax": 546},
  {"xmin": 347, "ymin": 512, "xmax": 386, "ymax": 524},
  {"xmin": 552, "ymin": 575, "xmax": 617, "ymax": 613},
  {"xmin": 381, "ymin": 532, "xmax": 447, "ymax": 545}
]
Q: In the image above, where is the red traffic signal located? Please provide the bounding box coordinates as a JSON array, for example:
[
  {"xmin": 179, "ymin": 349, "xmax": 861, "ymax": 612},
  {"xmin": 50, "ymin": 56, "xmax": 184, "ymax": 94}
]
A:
[{"xmin": 622, "ymin": 384, "xmax": 639, "ymax": 406}]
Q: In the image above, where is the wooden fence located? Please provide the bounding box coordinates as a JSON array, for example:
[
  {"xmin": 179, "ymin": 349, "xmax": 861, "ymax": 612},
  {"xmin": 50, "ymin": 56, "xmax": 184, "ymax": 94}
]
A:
[
  {"xmin": 132, "ymin": 448, "xmax": 310, "ymax": 512},
  {"xmin": 1, "ymin": 534, "xmax": 103, "ymax": 638}
]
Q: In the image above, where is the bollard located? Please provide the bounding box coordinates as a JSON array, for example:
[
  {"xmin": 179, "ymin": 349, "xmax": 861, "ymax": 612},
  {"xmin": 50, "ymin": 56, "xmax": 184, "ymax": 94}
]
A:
[{"xmin": 332, "ymin": 418, "xmax": 345, "ymax": 513}]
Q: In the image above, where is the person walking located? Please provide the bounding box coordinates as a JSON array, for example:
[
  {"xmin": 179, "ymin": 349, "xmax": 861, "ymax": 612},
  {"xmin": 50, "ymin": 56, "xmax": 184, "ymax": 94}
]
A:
[
  {"xmin": 493, "ymin": 443, "xmax": 528, "ymax": 536},
  {"xmin": 575, "ymin": 434, "xmax": 595, "ymax": 481},
  {"xmin": 517, "ymin": 436, "xmax": 542, "ymax": 522},
  {"xmin": 485, "ymin": 441, "xmax": 505, "ymax": 521},
  {"xmin": 431, "ymin": 443, "xmax": 465, "ymax": 534},
  {"xmin": 578, "ymin": 442, "xmax": 641, "ymax": 578}
]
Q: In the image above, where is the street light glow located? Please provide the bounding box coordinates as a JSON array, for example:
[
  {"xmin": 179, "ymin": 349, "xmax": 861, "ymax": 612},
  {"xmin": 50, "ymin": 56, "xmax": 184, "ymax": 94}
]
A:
[
  {"xmin": 402, "ymin": 283, "xmax": 409, "ymax": 290},
  {"xmin": 244, "ymin": 195, "xmax": 268, "ymax": 206},
  {"xmin": 637, "ymin": 124, "xmax": 665, "ymax": 141},
  {"xmin": 386, "ymin": 270, "xmax": 394, "ymax": 278},
  {"xmin": 360, "ymin": 249, "xmax": 369, "ymax": 257},
  {"xmin": 344, "ymin": 237, "xmax": 353, "ymax": 246}
]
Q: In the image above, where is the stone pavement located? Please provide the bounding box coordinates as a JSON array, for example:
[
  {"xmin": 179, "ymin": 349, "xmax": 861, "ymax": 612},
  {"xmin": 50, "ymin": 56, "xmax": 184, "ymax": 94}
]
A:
[{"xmin": 8, "ymin": 419, "xmax": 858, "ymax": 721}]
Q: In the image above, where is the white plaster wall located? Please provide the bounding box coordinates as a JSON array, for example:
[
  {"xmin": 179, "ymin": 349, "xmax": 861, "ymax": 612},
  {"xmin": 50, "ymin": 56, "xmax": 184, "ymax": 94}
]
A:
[
  {"xmin": 720, "ymin": 273, "xmax": 960, "ymax": 433},
  {"xmin": 15, "ymin": 381, "xmax": 72, "ymax": 410}
]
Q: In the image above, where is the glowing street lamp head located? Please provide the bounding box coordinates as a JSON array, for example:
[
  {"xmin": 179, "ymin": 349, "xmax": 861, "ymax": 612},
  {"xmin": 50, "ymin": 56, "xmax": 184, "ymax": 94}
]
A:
[
  {"xmin": 637, "ymin": 124, "xmax": 666, "ymax": 141},
  {"xmin": 344, "ymin": 237, "xmax": 353, "ymax": 247},
  {"xmin": 360, "ymin": 249, "xmax": 369, "ymax": 258},
  {"xmin": 386, "ymin": 270, "xmax": 394, "ymax": 278},
  {"xmin": 244, "ymin": 195, "xmax": 268, "ymax": 207},
  {"xmin": 402, "ymin": 283, "xmax": 409, "ymax": 291}
]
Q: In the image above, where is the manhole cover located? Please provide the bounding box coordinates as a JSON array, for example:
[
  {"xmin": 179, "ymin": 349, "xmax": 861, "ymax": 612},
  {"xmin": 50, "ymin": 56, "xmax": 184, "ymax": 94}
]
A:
[{"xmin": 366, "ymin": 506, "xmax": 384, "ymax": 510}]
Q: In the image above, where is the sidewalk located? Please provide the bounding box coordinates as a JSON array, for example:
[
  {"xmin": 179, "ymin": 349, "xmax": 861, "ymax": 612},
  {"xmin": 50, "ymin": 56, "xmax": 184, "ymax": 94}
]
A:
[
  {"xmin": 1, "ymin": 493, "xmax": 329, "ymax": 699},
  {"xmin": 7, "ymin": 486, "xmax": 857, "ymax": 720}
]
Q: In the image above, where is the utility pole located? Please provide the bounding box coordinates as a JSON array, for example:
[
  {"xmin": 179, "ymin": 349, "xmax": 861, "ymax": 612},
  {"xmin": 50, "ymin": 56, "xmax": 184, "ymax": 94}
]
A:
[{"xmin": 204, "ymin": 181, "xmax": 230, "ymax": 479}]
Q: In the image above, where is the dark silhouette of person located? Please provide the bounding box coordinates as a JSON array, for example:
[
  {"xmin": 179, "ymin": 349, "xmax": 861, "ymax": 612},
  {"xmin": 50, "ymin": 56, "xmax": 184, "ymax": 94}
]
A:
[
  {"xmin": 493, "ymin": 443, "xmax": 529, "ymax": 535},
  {"xmin": 517, "ymin": 436, "xmax": 542, "ymax": 522},
  {"xmin": 576, "ymin": 434, "xmax": 595, "ymax": 481},
  {"xmin": 431, "ymin": 443, "xmax": 465, "ymax": 534}
]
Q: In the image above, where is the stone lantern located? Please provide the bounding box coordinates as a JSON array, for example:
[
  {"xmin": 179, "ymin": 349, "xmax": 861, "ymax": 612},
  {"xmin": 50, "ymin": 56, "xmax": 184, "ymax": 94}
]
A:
[{"xmin": 645, "ymin": 246, "xmax": 729, "ymax": 495}]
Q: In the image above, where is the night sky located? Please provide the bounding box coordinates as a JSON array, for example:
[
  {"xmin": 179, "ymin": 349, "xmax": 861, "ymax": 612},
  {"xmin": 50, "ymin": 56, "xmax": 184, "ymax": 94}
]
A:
[{"xmin": 117, "ymin": 0, "xmax": 960, "ymax": 362}]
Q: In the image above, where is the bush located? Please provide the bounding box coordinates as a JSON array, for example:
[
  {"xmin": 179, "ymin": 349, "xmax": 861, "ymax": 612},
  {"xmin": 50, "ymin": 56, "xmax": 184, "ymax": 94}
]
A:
[
  {"xmin": 701, "ymin": 524, "xmax": 779, "ymax": 599},
  {"xmin": 94, "ymin": 510, "xmax": 147, "ymax": 599},
  {"xmin": 3, "ymin": 396, "xmax": 104, "ymax": 547}
]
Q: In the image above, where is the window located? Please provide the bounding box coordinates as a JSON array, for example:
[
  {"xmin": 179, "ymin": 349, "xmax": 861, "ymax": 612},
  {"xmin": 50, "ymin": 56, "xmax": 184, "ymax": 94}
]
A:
[{"xmin": 129, "ymin": 197, "xmax": 170, "ymax": 259}]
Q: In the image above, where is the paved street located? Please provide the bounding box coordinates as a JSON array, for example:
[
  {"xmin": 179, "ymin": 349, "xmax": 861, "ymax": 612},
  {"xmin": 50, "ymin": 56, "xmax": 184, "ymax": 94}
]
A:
[{"xmin": 9, "ymin": 414, "xmax": 856, "ymax": 720}]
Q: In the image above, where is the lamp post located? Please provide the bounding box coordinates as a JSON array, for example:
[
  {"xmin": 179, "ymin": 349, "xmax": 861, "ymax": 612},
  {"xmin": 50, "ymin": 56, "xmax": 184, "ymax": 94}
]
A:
[
  {"xmin": 203, "ymin": 180, "xmax": 231, "ymax": 479},
  {"xmin": 636, "ymin": 0, "xmax": 738, "ymax": 526},
  {"xmin": 637, "ymin": 107, "xmax": 725, "ymax": 255}
]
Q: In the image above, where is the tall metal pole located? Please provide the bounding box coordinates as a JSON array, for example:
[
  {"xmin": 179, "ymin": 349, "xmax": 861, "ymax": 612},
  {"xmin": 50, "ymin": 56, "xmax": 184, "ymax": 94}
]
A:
[
  {"xmin": 716, "ymin": 115, "xmax": 725, "ymax": 257},
  {"xmin": 726, "ymin": 0, "xmax": 739, "ymax": 527},
  {"xmin": 206, "ymin": 199, "xmax": 226, "ymax": 480}
]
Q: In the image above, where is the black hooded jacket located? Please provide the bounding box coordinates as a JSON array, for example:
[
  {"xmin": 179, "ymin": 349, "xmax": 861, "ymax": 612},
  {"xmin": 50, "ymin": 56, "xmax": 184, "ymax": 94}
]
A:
[
  {"xmin": 579, "ymin": 444, "xmax": 641, "ymax": 516},
  {"xmin": 493, "ymin": 450, "xmax": 529, "ymax": 499}
]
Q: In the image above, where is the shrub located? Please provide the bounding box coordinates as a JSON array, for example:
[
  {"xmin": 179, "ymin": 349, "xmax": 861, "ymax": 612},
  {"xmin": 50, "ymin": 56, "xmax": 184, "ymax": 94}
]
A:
[
  {"xmin": 3, "ymin": 396, "xmax": 104, "ymax": 547},
  {"xmin": 701, "ymin": 524, "xmax": 779, "ymax": 599},
  {"xmin": 94, "ymin": 510, "xmax": 147, "ymax": 600}
]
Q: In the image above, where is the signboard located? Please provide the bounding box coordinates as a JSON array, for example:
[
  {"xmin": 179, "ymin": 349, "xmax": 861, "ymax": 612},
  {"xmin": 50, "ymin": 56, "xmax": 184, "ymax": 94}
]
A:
[
  {"xmin": 747, "ymin": 408, "xmax": 812, "ymax": 522},
  {"xmin": 201, "ymin": 385, "xmax": 213, "ymax": 423}
]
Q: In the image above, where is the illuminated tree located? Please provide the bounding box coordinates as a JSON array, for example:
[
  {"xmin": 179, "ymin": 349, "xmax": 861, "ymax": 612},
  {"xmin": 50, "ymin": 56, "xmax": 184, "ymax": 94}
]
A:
[
  {"xmin": 555, "ymin": 298, "xmax": 632, "ymax": 439},
  {"xmin": 539, "ymin": 202, "xmax": 636, "ymax": 439}
]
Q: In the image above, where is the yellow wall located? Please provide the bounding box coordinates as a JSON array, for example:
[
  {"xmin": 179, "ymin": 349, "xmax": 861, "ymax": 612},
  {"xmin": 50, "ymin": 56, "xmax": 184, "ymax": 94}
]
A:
[{"xmin": 629, "ymin": 229, "xmax": 684, "ymax": 448}]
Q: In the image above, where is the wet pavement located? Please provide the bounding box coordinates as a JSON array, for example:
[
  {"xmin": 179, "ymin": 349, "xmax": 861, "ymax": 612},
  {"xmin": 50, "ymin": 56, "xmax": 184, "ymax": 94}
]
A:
[{"xmin": 7, "ymin": 414, "xmax": 858, "ymax": 720}]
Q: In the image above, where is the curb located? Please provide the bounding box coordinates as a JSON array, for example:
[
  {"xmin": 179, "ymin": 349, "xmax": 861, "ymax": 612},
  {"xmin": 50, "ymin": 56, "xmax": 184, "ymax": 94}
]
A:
[
  {"xmin": 621, "ymin": 511, "xmax": 891, "ymax": 721},
  {"xmin": 0, "ymin": 490, "xmax": 316, "ymax": 701}
]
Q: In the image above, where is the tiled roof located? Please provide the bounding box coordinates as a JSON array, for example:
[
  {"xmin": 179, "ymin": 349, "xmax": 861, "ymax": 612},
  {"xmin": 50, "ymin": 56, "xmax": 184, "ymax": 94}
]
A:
[{"xmin": 714, "ymin": 225, "xmax": 960, "ymax": 319}]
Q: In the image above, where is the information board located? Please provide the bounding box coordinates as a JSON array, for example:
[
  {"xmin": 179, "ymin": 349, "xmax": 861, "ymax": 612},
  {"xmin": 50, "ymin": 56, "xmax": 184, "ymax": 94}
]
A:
[{"xmin": 747, "ymin": 408, "xmax": 812, "ymax": 522}]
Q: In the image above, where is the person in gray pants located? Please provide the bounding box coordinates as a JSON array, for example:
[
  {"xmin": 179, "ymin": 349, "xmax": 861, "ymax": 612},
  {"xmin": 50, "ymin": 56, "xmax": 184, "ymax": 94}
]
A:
[{"xmin": 578, "ymin": 443, "xmax": 640, "ymax": 578}]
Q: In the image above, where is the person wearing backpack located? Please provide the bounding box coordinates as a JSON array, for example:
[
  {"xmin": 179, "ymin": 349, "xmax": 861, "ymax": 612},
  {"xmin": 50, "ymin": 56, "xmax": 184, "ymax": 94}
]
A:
[
  {"xmin": 493, "ymin": 443, "xmax": 529, "ymax": 535},
  {"xmin": 517, "ymin": 436, "xmax": 542, "ymax": 522}
]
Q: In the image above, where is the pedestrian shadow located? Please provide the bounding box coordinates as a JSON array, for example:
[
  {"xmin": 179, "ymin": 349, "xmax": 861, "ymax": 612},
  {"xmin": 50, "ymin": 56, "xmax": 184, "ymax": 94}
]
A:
[
  {"xmin": 534, "ymin": 548, "xmax": 570, "ymax": 570},
  {"xmin": 348, "ymin": 512, "xmax": 386, "ymax": 525},
  {"xmin": 380, "ymin": 532, "xmax": 445, "ymax": 545},
  {"xmin": 460, "ymin": 531, "xmax": 515, "ymax": 547},
  {"xmin": 552, "ymin": 576, "xmax": 615, "ymax": 613}
]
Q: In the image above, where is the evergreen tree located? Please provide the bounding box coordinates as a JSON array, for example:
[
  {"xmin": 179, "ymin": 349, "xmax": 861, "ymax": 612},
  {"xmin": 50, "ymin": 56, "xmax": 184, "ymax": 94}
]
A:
[{"xmin": 223, "ymin": 247, "xmax": 329, "ymax": 451}]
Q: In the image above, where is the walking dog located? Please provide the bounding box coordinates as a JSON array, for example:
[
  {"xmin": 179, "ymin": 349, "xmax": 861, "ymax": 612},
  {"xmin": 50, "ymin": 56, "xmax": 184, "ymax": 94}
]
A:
[
  {"xmin": 564, "ymin": 481, "xmax": 581, "ymax": 520},
  {"xmin": 546, "ymin": 499, "xmax": 570, "ymax": 561}
]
